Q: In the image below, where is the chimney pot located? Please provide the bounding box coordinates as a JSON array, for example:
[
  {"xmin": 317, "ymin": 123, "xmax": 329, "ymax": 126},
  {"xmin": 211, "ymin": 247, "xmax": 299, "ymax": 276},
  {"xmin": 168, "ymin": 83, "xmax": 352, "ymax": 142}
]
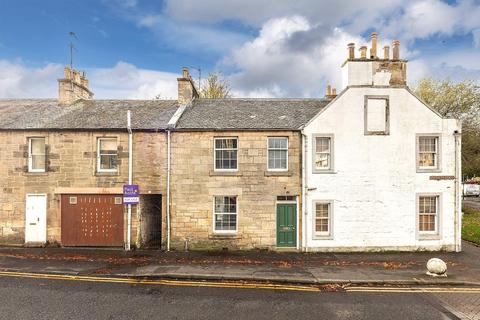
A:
[
  {"xmin": 347, "ymin": 43, "xmax": 355, "ymax": 59},
  {"xmin": 370, "ymin": 32, "xmax": 377, "ymax": 59},
  {"xmin": 332, "ymin": 88, "xmax": 336, "ymax": 95},
  {"xmin": 392, "ymin": 40, "xmax": 400, "ymax": 60},
  {"xmin": 383, "ymin": 46, "xmax": 390, "ymax": 59},
  {"xmin": 326, "ymin": 84, "xmax": 332, "ymax": 96},
  {"xmin": 182, "ymin": 67, "xmax": 189, "ymax": 78},
  {"xmin": 359, "ymin": 46, "xmax": 367, "ymax": 59}
]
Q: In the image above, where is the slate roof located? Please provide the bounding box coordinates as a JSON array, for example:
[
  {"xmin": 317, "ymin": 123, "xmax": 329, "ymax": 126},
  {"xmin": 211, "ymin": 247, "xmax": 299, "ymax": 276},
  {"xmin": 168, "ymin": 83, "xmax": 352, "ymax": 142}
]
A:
[
  {"xmin": 175, "ymin": 98, "xmax": 330, "ymax": 130},
  {"xmin": 0, "ymin": 99, "xmax": 179, "ymax": 130},
  {"xmin": 0, "ymin": 98, "xmax": 330, "ymax": 131}
]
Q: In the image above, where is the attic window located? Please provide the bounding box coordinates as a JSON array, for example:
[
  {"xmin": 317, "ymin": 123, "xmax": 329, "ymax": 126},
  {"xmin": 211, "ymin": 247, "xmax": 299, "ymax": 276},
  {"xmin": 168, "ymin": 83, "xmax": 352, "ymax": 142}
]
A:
[{"xmin": 364, "ymin": 96, "xmax": 389, "ymax": 135}]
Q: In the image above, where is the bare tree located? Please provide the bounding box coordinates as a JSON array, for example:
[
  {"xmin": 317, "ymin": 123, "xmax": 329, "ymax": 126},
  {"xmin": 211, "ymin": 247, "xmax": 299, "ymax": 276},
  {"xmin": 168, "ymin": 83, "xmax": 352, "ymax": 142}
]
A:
[
  {"xmin": 200, "ymin": 73, "xmax": 231, "ymax": 99},
  {"xmin": 415, "ymin": 78, "xmax": 480, "ymax": 177}
]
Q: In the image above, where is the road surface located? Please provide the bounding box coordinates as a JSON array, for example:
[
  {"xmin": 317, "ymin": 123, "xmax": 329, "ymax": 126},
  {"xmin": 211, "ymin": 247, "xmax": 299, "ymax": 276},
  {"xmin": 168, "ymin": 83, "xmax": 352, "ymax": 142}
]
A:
[{"xmin": 0, "ymin": 273, "xmax": 478, "ymax": 319}]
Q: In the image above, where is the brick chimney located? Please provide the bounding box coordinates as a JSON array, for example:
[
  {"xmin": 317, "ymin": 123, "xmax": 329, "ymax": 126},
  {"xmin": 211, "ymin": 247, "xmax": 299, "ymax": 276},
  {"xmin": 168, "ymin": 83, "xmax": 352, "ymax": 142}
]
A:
[
  {"xmin": 177, "ymin": 67, "xmax": 199, "ymax": 104},
  {"xmin": 58, "ymin": 66, "xmax": 93, "ymax": 105}
]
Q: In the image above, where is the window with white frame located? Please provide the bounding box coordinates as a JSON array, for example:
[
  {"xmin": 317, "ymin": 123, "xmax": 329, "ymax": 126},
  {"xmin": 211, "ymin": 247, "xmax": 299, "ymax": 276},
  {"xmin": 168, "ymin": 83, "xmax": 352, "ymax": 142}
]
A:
[
  {"xmin": 418, "ymin": 136, "xmax": 439, "ymax": 170},
  {"xmin": 314, "ymin": 202, "xmax": 331, "ymax": 237},
  {"xmin": 28, "ymin": 137, "xmax": 46, "ymax": 172},
  {"xmin": 418, "ymin": 196, "xmax": 439, "ymax": 234},
  {"xmin": 214, "ymin": 138, "xmax": 238, "ymax": 170},
  {"xmin": 214, "ymin": 196, "xmax": 237, "ymax": 232},
  {"xmin": 268, "ymin": 137, "xmax": 288, "ymax": 170},
  {"xmin": 97, "ymin": 138, "xmax": 118, "ymax": 172},
  {"xmin": 313, "ymin": 136, "xmax": 332, "ymax": 172}
]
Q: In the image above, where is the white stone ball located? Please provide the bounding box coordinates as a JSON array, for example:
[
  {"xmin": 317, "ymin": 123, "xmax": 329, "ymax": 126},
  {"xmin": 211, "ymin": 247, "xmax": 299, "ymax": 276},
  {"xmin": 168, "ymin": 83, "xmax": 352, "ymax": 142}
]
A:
[{"xmin": 426, "ymin": 258, "xmax": 447, "ymax": 275}]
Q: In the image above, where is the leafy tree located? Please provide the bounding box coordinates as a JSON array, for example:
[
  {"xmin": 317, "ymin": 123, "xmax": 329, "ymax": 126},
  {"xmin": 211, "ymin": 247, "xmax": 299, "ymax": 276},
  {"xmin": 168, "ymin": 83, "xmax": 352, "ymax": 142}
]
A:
[
  {"xmin": 200, "ymin": 73, "xmax": 231, "ymax": 99},
  {"xmin": 415, "ymin": 78, "xmax": 480, "ymax": 177}
]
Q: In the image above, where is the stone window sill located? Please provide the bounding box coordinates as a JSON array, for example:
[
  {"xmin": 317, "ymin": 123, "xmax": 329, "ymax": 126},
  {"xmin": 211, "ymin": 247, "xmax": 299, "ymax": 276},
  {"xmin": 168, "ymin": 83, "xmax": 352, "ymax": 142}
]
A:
[
  {"xmin": 418, "ymin": 234, "xmax": 441, "ymax": 241},
  {"xmin": 312, "ymin": 170, "xmax": 336, "ymax": 174},
  {"xmin": 209, "ymin": 170, "xmax": 243, "ymax": 177},
  {"xmin": 264, "ymin": 171, "xmax": 292, "ymax": 177},
  {"xmin": 95, "ymin": 171, "xmax": 120, "ymax": 177},
  {"xmin": 313, "ymin": 235, "xmax": 334, "ymax": 240},
  {"xmin": 24, "ymin": 172, "xmax": 49, "ymax": 176},
  {"xmin": 417, "ymin": 169, "xmax": 442, "ymax": 173},
  {"xmin": 208, "ymin": 233, "xmax": 241, "ymax": 240}
]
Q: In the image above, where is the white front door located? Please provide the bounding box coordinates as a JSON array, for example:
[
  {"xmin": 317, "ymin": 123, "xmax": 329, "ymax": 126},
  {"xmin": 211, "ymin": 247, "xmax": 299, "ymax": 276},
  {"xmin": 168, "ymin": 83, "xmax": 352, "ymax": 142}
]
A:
[{"xmin": 25, "ymin": 194, "xmax": 47, "ymax": 243}]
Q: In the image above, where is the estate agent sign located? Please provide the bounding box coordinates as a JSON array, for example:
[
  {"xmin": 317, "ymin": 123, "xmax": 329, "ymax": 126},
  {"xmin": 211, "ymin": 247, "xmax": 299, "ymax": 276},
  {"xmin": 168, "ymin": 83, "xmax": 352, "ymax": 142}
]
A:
[{"xmin": 123, "ymin": 184, "xmax": 139, "ymax": 204}]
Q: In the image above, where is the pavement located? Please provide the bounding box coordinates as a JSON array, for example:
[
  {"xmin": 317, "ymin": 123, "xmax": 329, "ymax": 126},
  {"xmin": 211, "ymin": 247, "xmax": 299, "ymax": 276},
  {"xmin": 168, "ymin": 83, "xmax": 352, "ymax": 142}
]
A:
[{"xmin": 0, "ymin": 240, "xmax": 479, "ymax": 287}]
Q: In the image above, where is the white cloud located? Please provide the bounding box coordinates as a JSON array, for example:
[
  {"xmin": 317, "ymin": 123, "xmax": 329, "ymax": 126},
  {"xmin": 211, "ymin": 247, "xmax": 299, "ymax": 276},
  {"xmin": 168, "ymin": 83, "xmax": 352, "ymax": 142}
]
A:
[
  {"xmin": 380, "ymin": 0, "xmax": 480, "ymax": 41},
  {"xmin": 88, "ymin": 61, "xmax": 178, "ymax": 99},
  {"xmin": 164, "ymin": 0, "xmax": 480, "ymax": 47},
  {"xmin": 0, "ymin": 60, "xmax": 62, "ymax": 98},
  {"xmin": 222, "ymin": 16, "xmax": 364, "ymax": 97},
  {"xmin": 0, "ymin": 60, "xmax": 179, "ymax": 100},
  {"xmin": 164, "ymin": 0, "xmax": 404, "ymax": 30},
  {"xmin": 473, "ymin": 29, "xmax": 480, "ymax": 48}
]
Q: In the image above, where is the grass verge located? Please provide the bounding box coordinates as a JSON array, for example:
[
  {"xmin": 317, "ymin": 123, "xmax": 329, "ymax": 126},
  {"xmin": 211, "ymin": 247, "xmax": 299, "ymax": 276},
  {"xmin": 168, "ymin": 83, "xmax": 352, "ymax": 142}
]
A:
[{"xmin": 462, "ymin": 205, "xmax": 480, "ymax": 245}]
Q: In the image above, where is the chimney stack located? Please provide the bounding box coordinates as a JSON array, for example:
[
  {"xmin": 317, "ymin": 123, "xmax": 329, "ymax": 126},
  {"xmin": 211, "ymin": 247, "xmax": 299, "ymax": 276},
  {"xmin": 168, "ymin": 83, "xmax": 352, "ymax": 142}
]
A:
[
  {"xmin": 383, "ymin": 46, "xmax": 390, "ymax": 60},
  {"xmin": 325, "ymin": 84, "xmax": 337, "ymax": 99},
  {"xmin": 370, "ymin": 32, "xmax": 377, "ymax": 59},
  {"xmin": 359, "ymin": 46, "xmax": 367, "ymax": 59},
  {"xmin": 392, "ymin": 40, "xmax": 400, "ymax": 60},
  {"xmin": 348, "ymin": 43, "xmax": 355, "ymax": 59},
  {"xmin": 177, "ymin": 67, "xmax": 199, "ymax": 104},
  {"xmin": 58, "ymin": 66, "xmax": 93, "ymax": 105}
]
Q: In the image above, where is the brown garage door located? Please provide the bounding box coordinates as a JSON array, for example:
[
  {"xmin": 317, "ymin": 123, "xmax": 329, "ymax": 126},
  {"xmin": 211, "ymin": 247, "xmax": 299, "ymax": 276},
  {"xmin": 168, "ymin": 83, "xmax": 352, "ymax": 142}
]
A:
[{"xmin": 61, "ymin": 194, "xmax": 124, "ymax": 246}]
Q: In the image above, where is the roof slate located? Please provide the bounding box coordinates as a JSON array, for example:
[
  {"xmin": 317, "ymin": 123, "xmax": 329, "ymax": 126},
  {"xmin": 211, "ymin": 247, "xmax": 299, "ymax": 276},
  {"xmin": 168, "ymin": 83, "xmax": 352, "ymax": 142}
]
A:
[
  {"xmin": 0, "ymin": 99, "xmax": 179, "ymax": 130},
  {"xmin": 0, "ymin": 98, "xmax": 330, "ymax": 131},
  {"xmin": 175, "ymin": 98, "xmax": 330, "ymax": 130}
]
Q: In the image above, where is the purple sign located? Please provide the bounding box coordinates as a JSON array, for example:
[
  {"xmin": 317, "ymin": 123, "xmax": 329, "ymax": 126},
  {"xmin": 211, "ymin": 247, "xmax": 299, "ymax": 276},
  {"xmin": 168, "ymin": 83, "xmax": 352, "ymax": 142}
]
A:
[{"xmin": 123, "ymin": 184, "xmax": 139, "ymax": 204}]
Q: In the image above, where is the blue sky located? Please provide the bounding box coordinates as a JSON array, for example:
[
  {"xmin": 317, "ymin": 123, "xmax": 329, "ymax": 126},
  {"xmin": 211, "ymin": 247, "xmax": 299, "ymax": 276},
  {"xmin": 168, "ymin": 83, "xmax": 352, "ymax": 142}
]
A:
[{"xmin": 0, "ymin": 0, "xmax": 479, "ymax": 99}]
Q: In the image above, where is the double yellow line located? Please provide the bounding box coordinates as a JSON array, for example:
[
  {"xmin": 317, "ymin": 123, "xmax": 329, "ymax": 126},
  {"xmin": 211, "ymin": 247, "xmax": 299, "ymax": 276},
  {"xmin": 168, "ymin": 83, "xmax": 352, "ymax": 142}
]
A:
[
  {"xmin": 1, "ymin": 271, "xmax": 479, "ymax": 294},
  {"xmin": 0, "ymin": 271, "xmax": 321, "ymax": 292},
  {"xmin": 346, "ymin": 286, "xmax": 480, "ymax": 294}
]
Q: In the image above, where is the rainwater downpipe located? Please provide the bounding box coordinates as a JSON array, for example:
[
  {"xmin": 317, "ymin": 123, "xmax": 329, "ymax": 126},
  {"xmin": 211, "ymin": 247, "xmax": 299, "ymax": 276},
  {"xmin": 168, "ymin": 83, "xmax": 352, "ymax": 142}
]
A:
[
  {"xmin": 166, "ymin": 129, "xmax": 171, "ymax": 251},
  {"xmin": 301, "ymin": 131, "xmax": 307, "ymax": 252},
  {"xmin": 126, "ymin": 110, "xmax": 133, "ymax": 251},
  {"xmin": 454, "ymin": 129, "xmax": 461, "ymax": 252}
]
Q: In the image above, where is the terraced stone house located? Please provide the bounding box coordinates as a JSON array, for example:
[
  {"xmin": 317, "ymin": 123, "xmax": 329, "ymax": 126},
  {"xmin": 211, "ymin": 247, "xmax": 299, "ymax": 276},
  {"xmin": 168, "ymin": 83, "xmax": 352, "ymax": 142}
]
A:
[{"xmin": 0, "ymin": 34, "xmax": 462, "ymax": 252}]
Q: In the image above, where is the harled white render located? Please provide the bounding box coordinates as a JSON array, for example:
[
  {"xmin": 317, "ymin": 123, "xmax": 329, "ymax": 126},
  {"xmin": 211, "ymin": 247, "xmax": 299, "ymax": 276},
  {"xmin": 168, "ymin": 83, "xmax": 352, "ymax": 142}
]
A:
[{"xmin": 302, "ymin": 35, "xmax": 462, "ymax": 252}]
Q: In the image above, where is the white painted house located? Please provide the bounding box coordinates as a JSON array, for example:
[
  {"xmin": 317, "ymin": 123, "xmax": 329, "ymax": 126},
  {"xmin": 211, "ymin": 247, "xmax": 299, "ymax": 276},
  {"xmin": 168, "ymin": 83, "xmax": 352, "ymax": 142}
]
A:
[{"xmin": 301, "ymin": 34, "xmax": 462, "ymax": 252}]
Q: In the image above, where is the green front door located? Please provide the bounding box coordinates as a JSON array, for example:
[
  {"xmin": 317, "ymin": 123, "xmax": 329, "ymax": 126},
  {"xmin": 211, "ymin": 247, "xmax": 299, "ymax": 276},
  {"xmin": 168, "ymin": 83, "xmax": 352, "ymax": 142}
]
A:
[{"xmin": 276, "ymin": 203, "xmax": 297, "ymax": 247}]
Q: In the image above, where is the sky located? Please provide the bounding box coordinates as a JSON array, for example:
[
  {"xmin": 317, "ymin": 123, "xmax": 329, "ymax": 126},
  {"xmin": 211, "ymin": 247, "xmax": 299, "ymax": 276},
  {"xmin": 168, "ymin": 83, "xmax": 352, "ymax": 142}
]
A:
[{"xmin": 0, "ymin": 0, "xmax": 479, "ymax": 99}]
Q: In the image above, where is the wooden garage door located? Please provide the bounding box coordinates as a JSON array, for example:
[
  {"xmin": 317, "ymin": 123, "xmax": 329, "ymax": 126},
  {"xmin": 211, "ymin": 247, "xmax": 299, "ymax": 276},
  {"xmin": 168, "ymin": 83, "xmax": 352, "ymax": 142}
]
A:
[{"xmin": 61, "ymin": 194, "xmax": 124, "ymax": 246}]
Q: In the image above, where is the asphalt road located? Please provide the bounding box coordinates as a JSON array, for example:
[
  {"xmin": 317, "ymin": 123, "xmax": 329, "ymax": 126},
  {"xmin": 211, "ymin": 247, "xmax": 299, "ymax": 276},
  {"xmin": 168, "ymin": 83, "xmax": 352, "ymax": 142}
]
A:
[
  {"xmin": 464, "ymin": 196, "xmax": 480, "ymax": 210},
  {"xmin": 0, "ymin": 276, "xmax": 474, "ymax": 320}
]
